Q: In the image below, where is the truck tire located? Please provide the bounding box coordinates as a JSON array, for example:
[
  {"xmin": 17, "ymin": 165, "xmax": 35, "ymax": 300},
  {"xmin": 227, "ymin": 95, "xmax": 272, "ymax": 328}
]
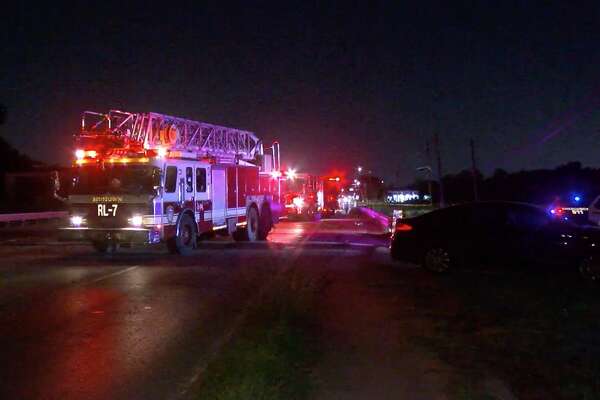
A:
[
  {"xmin": 258, "ymin": 206, "xmax": 272, "ymax": 240},
  {"xmin": 246, "ymin": 207, "xmax": 260, "ymax": 242},
  {"xmin": 232, "ymin": 207, "xmax": 261, "ymax": 242},
  {"xmin": 168, "ymin": 213, "xmax": 196, "ymax": 255}
]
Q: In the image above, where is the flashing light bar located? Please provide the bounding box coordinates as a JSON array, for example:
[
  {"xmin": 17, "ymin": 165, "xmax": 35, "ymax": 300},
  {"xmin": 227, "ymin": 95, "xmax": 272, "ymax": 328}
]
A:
[
  {"xmin": 157, "ymin": 147, "xmax": 168, "ymax": 158},
  {"xmin": 75, "ymin": 149, "xmax": 99, "ymax": 159},
  {"xmin": 285, "ymin": 168, "xmax": 297, "ymax": 180},
  {"xmin": 107, "ymin": 157, "xmax": 150, "ymax": 164}
]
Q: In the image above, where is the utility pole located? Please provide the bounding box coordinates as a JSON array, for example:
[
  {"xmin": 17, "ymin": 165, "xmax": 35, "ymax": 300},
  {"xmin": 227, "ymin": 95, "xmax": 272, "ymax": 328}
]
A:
[
  {"xmin": 0, "ymin": 103, "xmax": 6, "ymax": 125},
  {"xmin": 470, "ymin": 138, "xmax": 479, "ymax": 201},
  {"xmin": 425, "ymin": 140, "xmax": 433, "ymax": 205},
  {"xmin": 433, "ymin": 133, "xmax": 445, "ymax": 207}
]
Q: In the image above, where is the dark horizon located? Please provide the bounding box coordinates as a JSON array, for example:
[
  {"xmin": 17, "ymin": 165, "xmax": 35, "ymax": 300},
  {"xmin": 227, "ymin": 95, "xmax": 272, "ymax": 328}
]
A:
[{"xmin": 2, "ymin": 1, "xmax": 600, "ymax": 185}]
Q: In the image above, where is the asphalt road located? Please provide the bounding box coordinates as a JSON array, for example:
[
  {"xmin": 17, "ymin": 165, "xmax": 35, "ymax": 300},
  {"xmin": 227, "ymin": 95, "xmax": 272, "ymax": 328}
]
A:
[{"xmin": 0, "ymin": 220, "xmax": 391, "ymax": 400}]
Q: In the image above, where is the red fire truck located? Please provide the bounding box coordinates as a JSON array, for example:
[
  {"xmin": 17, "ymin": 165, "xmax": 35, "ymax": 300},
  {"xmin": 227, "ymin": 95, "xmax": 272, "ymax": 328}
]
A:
[
  {"xmin": 283, "ymin": 172, "xmax": 323, "ymax": 220},
  {"xmin": 61, "ymin": 110, "xmax": 283, "ymax": 254},
  {"xmin": 322, "ymin": 176, "xmax": 343, "ymax": 217}
]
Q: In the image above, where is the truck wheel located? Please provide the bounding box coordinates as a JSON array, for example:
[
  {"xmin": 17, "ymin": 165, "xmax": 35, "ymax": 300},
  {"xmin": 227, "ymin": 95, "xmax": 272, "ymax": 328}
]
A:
[
  {"xmin": 168, "ymin": 214, "xmax": 197, "ymax": 255},
  {"xmin": 246, "ymin": 207, "xmax": 260, "ymax": 242},
  {"xmin": 258, "ymin": 206, "xmax": 272, "ymax": 240}
]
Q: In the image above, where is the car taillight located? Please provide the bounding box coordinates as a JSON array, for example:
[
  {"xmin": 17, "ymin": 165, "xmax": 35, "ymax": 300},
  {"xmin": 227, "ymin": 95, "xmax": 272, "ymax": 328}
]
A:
[{"xmin": 395, "ymin": 223, "xmax": 413, "ymax": 232}]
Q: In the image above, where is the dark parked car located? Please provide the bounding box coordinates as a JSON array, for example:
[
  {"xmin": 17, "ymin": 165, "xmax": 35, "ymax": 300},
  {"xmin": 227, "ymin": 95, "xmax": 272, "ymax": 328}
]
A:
[{"xmin": 390, "ymin": 201, "xmax": 600, "ymax": 280}]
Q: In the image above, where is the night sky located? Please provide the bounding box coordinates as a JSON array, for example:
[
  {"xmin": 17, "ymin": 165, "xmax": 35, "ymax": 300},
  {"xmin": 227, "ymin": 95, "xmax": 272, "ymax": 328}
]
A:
[{"xmin": 2, "ymin": 1, "xmax": 600, "ymax": 184}]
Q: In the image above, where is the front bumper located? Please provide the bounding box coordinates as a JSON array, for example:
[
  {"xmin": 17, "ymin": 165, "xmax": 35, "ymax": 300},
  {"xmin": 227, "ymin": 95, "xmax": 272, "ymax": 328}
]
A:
[{"xmin": 59, "ymin": 227, "xmax": 160, "ymax": 244}]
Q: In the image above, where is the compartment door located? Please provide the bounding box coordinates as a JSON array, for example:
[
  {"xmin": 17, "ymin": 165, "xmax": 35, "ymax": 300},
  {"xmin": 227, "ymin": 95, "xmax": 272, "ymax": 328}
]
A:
[{"xmin": 211, "ymin": 168, "xmax": 226, "ymax": 226}]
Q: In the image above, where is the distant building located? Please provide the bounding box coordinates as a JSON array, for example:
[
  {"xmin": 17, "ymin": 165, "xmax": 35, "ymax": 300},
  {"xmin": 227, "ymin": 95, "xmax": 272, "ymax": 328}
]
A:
[{"xmin": 386, "ymin": 190, "xmax": 430, "ymax": 204}]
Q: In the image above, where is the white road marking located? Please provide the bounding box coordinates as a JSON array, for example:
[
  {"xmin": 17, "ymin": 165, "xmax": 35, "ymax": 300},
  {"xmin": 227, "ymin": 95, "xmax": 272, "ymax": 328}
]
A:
[{"xmin": 87, "ymin": 266, "xmax": 139, "ymax": 284}]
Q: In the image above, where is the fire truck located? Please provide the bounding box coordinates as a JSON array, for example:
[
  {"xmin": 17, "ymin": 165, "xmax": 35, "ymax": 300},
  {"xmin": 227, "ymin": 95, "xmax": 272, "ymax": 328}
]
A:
[
  {"xmin": 283, "ymin": 172, "xmax": 323, "ymax": 220},
  {"xmin": 61, "ymin": 110, "xmax": 283, "ymax": 254},
  {"xmin": 322, "ymin": 176, "xmax": 343, "ymax": 217}
]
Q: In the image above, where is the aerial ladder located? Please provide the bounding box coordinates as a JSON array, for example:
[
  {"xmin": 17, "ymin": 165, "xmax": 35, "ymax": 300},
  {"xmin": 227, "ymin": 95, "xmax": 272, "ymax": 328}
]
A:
[{"xmin": 77, "ymin": 109, "xmax": 268, "ymax": 165}]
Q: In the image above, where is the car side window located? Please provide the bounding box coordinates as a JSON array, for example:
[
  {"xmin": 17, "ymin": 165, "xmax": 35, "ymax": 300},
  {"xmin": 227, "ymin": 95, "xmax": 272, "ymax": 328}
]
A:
[
  {"xmin": 470, "ymin": 205, "xmax": 507, "ymax": 231},
  {"xmin": 593, "ymin": 197, "xmax": 600, "ymax": 209},
  {"xmin": 422, "ymin": 206, "xmax": 471, "ymax": 232},
  {"xmin": 444, "ymin": 206, "xmax": 473, "ymax": 226},
  {"xmin": 165, "ymin": 166, "xmax": 177, "ymax": 193}
]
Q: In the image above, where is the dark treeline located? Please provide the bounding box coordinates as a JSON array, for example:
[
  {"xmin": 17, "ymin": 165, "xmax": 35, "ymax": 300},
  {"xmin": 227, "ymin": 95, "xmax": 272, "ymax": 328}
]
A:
[
  {"xmin": 0, "ymin": 106, "xmax": 67, "ymax": 212},
  {"xmin": 0, "ymin": 136, "xmax": 37, "ymax": 173},
  {"xmin": 0, "ymin": 105, "xmax": 34, "ymax": 172},
  {"xmin": 411, "ymin": 162, "xmax": 600, "ymax": 206}
]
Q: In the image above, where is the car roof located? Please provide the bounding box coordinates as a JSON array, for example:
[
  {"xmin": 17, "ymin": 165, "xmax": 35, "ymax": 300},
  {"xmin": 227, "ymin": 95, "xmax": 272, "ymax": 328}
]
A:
[{"xmin": 424, "ymin": 201, "xmax": 545, "ymax": 216}]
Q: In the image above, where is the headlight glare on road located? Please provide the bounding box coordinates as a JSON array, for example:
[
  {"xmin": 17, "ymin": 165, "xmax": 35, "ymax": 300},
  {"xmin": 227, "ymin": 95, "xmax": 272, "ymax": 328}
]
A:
[
  {"xmin": 70, "ymin": 215, "xmax": 84, "ymax": 227},
  {"xmin": 130, "ymin": 215, "xmax": 143, "ymax": 227}
]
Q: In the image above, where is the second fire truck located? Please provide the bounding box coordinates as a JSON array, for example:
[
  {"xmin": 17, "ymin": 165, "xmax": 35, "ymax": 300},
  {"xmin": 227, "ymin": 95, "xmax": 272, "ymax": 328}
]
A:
[
  {"xmin": 62, "ymin": 110, "xmax": 283, "ymax": 254},
  {"xmin": 283, "ymin": 172, "xmax": 322, "ymax": 220}
]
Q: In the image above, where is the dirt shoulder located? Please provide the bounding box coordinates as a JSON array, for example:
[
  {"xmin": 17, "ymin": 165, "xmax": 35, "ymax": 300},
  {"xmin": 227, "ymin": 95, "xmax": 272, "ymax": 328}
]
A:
[{"xmin": 310, "ymin": 249, "xmax": 517, "ymax": 400}]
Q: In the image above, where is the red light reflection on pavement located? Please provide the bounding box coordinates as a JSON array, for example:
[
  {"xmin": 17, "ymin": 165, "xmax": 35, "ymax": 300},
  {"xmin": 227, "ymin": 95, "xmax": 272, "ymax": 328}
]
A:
[
  {"xmin": 45, "ymin": 289, "xmax": 122, "ymax": 399},
  {"xmin": 268, "ymin": 219, "xmax": 389, "ymax": 246},
  {"xmin": 268, "ymin": 221, "xmax": 316, "ymax": 244}
]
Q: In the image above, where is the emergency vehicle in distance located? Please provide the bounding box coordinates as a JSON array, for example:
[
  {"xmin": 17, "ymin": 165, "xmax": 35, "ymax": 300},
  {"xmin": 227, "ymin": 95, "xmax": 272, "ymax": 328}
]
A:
[
  {"xmin": 61, "ymin": 110, "xmax": 283, "ymax": 254},
  {"xmin": 322, "ymin": 175, "xmax": 343, "ymax": 217},
  {"xmin": 283, "ymin": 172, "xmax": 323, "ymax": 220}
]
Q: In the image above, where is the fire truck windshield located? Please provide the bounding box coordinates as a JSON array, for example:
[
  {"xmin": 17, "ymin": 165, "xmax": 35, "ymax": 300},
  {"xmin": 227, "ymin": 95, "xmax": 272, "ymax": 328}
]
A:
[
  {"xmin": 72, "ymin": 165, "xmax": 160, "ymax": 195},
  {"xmin": 286, "ymin": 178, "xmax": 307, "ymax": 193}
]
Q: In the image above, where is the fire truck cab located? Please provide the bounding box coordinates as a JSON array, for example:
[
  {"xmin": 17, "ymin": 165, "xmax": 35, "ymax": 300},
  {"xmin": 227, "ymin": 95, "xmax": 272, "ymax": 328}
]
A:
[{"xmin": 61, "ymin": 110, "xmax": 282, "ymax": 254}]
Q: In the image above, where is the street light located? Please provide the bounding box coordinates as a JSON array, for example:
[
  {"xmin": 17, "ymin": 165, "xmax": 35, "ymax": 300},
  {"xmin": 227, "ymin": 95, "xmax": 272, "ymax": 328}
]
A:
[{"xmin": 357, "ymin": 166, "xmax": 363, "ymax": 173}]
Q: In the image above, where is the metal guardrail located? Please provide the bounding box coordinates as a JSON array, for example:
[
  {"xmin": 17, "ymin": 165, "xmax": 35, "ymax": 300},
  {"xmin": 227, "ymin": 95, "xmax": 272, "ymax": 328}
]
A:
[{"xmin": 0, "ymin": 211, "xmax": 68, "ymax": 225}]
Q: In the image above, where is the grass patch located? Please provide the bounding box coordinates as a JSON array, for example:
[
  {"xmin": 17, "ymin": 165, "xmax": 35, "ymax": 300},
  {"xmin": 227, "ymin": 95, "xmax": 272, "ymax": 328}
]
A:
[
  {"xmin": 195, "ymin": 269, "xmax": 323, "ymax": 400},
  {"xmin": 411, "ymin": 270, "xmax": 600, "ymax": 399}
]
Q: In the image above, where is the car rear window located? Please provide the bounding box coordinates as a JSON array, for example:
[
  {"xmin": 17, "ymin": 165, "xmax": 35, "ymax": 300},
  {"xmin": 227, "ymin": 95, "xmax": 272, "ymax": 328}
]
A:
[
  {"xmin": 417, "ymin": 205, "xmax": 470, "ymax": 228},
  {"xmin": 471, "ymin": 204, "xmax": 507, "ymax": 227}
]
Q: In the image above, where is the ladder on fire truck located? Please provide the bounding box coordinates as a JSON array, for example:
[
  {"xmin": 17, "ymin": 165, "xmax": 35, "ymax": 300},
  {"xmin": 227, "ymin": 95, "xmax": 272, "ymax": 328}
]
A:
[{"xmin": 79, "ymin": 110, "xmax": 263, "ymax": 163}]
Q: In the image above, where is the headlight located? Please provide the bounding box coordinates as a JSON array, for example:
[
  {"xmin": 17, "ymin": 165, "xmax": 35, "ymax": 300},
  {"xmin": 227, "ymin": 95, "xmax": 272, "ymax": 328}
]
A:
[
  {"xmin": 129, "ymin": 215, "xmax": 143, "ymax": 227},
  {"xmin": 70, "ymin": 215, "xmax": 84, "ymax": 227},
  {"xmin": 292, "ymin": 197, "xmax": 304, "ymax": 209}
]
